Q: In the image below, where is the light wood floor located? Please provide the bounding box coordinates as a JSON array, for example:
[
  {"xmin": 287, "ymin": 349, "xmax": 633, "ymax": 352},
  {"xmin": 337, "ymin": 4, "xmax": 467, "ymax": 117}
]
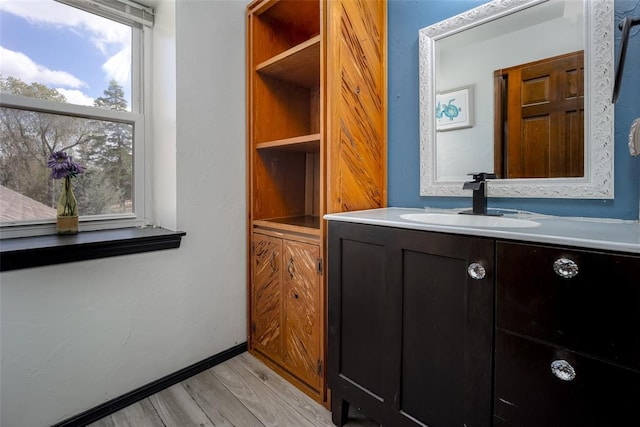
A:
[{"xmin": 89, "ymin": 352, "xmax": 379, "ymax": 427}]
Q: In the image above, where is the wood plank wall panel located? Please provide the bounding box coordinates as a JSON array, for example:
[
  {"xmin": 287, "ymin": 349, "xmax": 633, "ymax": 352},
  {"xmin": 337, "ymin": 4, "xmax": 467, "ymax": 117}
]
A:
[{"xmin": 326, "ymin": 0, "xmax": 387, "ymax": 213}]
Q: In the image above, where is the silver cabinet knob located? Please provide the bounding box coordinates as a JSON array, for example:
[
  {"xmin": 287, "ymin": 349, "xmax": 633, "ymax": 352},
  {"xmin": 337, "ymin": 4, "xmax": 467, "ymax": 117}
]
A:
[
  {"xmin": 467, "ymin": 262, "xmax": 486, "ymax": 280},
  {"xmin": 551, "ymin": 359, "xmax": 576, "ymax": 381},
  {"xmin": 553, "ymin": 258, "xmax": 579, "ymax": 278}
]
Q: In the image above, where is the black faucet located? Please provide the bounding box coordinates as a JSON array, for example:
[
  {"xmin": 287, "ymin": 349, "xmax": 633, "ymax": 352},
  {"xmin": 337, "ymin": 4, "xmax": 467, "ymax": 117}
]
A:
[{"xmin": 461, "ymin": 172, "xmax": 499, "ymax": 216}]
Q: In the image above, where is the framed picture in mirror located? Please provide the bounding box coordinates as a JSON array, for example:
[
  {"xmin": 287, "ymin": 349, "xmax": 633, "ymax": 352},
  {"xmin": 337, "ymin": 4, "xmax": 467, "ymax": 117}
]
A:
[{"xmin": 436, "ymin": 85, "xmax": 473, "ymax": 131}]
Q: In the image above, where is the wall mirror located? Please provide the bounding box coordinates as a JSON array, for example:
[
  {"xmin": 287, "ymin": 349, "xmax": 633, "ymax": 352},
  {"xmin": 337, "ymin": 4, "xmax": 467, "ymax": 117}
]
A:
[{"xmin": 419, "ymin": 0, "xmax": 614, "ymax": 198}]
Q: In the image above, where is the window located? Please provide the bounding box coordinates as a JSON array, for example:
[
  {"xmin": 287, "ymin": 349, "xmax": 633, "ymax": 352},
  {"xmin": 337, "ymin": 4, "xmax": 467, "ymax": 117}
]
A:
[{"xmin": 0, "ymin": 0, "xmax": 153, "ymax": 238}]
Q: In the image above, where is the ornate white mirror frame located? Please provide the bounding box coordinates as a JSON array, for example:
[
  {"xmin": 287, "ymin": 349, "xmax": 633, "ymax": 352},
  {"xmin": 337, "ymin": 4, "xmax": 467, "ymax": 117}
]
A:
[{"xmin": 419, "ymin": 0, "xmax": 614, "ymax": 198}]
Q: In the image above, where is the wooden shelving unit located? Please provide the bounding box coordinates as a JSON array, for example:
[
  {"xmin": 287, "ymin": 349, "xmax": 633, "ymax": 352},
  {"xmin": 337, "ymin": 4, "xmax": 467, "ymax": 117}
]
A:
[{"xmin": 246, "ymin": 0, "xmax": 387, "ymax": 404}]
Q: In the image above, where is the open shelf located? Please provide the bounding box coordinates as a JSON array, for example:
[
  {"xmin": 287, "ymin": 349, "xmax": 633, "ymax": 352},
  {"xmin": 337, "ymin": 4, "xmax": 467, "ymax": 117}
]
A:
[
  {"xmin": 256, "ymin": 36, "xmax": 320, "ymax": 88},
  {"xmin": 256, "ymin": 133, "xmax": 320, "ymax": 152},
  {"xmin": 252, "ymin": 75, "xmax": 320, "ymax": 151},
  {"xmin": 251, "ymin": 0, "xmax": 320, "ymax": 65},
  {"xmin": 252, "ymin": 149, "xmax": 319, "ymax": 224},
  {"xmin": 253, "ymin": 216, "xmax": 321, "ymax": 237},
  {"xmin": 254, "ymin": 0, "xmax": 320, "ymax": 36}
]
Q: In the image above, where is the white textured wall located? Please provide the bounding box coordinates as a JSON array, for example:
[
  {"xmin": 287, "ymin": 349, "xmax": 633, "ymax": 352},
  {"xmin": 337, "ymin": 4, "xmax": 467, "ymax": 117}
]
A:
[
  {"xmin": 150, "ymin": 0, "xmax": 178, "ymax": 230},
  {"xmin": 0, "ymin": 1, "xmax": 248, "ymax": 426}
]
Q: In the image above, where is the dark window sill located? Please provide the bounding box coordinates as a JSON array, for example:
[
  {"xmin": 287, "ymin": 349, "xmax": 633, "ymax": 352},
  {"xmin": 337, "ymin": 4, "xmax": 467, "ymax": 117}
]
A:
[{"xmin": 0, "ymin": 227, "xmax": 186, "ymax": 272}]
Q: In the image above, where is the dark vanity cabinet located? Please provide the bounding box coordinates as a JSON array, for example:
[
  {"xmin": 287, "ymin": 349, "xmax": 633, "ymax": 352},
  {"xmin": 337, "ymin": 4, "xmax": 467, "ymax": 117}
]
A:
[
  {"xmin": 495, "ymin": 242, "xmax": 640, "ymax": 427},
  {"xmin": 327, "ymin": 221, "xmax": 494, "ymax": 427},
  {"xmin": 327, "ymin": 219, "xmax": 640, "ymax": 427}
]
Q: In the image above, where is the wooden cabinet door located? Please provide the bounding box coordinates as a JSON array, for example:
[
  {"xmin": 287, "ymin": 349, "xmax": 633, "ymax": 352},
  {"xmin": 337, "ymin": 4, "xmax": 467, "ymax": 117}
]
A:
[
  {"xmin": 251, "ymin": 233, "xmax": 283, "ymax": 362},
  {"xmin": 328, "ymin": 221, "xmax": 391, "ymax": 424},
  {"xmin": 328, "ymin": 221, "xmax": 494, "ymax": 427},
  {"xmin": 282, "ymin": 240, "xmax": 321, "ymax": 389},
  {"xmin": 391, "ymin": 228, "xmax": 494, "ymax": 427}
]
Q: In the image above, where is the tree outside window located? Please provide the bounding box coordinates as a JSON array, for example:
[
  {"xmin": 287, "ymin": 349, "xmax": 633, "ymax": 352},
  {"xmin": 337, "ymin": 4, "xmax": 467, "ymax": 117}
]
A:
[{"xmin": 1, "ymin": 77, "xmax": 133, "ymax": 220}]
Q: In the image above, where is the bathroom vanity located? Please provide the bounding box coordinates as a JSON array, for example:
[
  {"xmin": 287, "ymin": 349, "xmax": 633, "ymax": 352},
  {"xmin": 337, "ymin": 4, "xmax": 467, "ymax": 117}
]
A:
[{"xmin": 326, "ymin": 208, "xmax": 640, "ymax": 427}]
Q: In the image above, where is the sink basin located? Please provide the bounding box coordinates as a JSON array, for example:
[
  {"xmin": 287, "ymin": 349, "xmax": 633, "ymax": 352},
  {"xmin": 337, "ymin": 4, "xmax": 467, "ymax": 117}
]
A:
[{"xmin": 399, "ymin": 213, "xmax": 540, "ymax": 228}]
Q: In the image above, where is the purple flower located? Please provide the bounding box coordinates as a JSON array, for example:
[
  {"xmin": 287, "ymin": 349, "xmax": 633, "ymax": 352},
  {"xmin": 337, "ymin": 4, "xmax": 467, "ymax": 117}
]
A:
[
  {"xmin": 47, "ymin": 151, "xmax": 70, "ymax": 169},
  {"xmin": 47, "ymin": 151, "xmax": 85, "ymax": 179}
]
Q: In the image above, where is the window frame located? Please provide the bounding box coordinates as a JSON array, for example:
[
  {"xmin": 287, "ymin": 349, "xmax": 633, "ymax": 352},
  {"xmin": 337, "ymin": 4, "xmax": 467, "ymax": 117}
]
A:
[{"xmin": 0, "ymin": 1, "xmax": 151, "ymax": 239}]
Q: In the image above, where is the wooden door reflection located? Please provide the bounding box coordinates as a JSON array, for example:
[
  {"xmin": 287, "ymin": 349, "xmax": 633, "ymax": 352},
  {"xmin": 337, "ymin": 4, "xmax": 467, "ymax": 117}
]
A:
[{"xmin": 494, "ymin": 51, "xmax": 584, "ymax": 178}]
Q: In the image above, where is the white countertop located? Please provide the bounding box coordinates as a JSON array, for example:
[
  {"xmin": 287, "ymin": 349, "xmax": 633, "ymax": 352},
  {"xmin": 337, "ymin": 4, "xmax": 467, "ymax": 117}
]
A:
[{"xmin": 324, "ymin": 208, "xmax": 640, "ymax": 254}]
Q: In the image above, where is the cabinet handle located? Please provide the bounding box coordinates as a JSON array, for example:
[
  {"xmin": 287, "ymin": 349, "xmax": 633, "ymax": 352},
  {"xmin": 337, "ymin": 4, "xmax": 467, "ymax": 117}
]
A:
[
  {"xmin": 551, "ymin": 359, "xmax": 576, "ymax": 381},
  {"xmin": 287, "ymin": 257, "xmax": 294, "ymax": 279},
  {"xmin": 270, "ymin": 253, "xmax": 277, "ymax": 273},
  {"xmin": 467, "ymin": 262, "xmax": 486, "ymax": 280},
  {"xmin": 553, "ymin": 258, "xmax": 579, "ymax": 279}
]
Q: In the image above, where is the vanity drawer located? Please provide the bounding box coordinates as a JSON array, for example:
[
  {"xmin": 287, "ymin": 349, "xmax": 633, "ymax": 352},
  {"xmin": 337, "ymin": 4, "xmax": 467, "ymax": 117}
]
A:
[
  {"xmin": 495, "ymin": 331, "xmax": 640, "ymax": 427},
  {"xmin": 496, "ymin": 242, "xmax": 640, "ymax": 369}
]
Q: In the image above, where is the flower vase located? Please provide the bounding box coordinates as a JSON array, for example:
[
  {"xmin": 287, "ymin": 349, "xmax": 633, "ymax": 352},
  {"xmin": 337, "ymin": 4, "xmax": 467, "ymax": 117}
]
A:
[{"xmin": 57, "ymin": 176, "xmax": 79, "ymax": 234}]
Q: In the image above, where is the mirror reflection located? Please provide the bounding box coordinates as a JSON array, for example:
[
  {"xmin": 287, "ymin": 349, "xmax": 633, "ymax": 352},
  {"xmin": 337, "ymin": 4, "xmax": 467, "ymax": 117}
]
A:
[
  {"xmin": 419, "ymin": 0, "xmax": 614, "ymax": 199},
  {"xmin": 434, "ymin": 0, "xmax": 583, "ymax": 181},
  {"xmin": 494, "ymin": 50, "xmax": 584, "ymax": 178}
]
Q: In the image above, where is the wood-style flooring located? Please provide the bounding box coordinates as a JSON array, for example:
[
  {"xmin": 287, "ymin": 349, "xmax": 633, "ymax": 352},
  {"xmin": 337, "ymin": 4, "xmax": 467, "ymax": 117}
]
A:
[{"xmin": 89, "ymin": 352, "xmax": 379, "ymax": 427}]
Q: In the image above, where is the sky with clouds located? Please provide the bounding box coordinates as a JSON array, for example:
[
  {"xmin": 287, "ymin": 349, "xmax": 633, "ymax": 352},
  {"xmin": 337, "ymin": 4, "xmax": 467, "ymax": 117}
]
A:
[{"xmin": 0, "ymin": 0, "xmax": 131, "ymax": 106}]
